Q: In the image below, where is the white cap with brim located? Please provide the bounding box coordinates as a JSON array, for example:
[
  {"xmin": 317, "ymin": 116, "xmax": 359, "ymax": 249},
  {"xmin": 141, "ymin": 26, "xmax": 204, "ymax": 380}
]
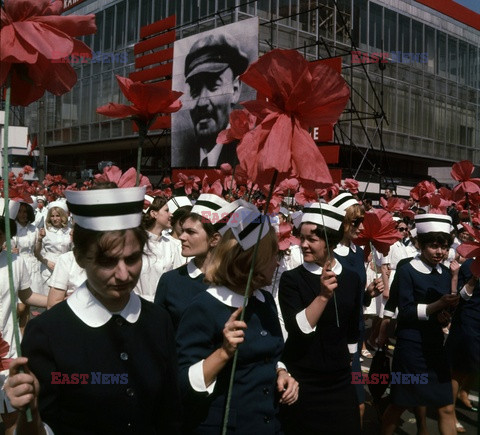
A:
[
  {"xmin": 414, "ymin": 213, "xmax": 452, "ymax": 234},
  {"xmin": 0, "ymin": 198, "xmax": 20, "ymax": 220},
  {"xmin": 65, "ymin": 187, "xmax": 146, "ymax": 231},
  {"xmin": 48, "ymin": 200, "xmax": 69, "ymax": 213},
  {"xmin": 290, "ymin": 210, "xmax": 303, "ymax": 229},
  {"xmin": 167, "ymin": 196, "xmax": 193, "ymax": 214},
  {"xmin": 301, "ymin": 203, "xmax": 345, "ymax": 232},
  {"xmin": 328, "ymin": 191, "xmax": 359, "ymax": 212},
  {"xmin": 215, "ymin": 199, "xmax": 249, "ymax": 235},
  {"xmin": 226, "ymin": 203, "xmax": 271, "ymax": 251},
  {"xmin": 191, "ymin": 194, "xmax": 229, "ymax": 223}
]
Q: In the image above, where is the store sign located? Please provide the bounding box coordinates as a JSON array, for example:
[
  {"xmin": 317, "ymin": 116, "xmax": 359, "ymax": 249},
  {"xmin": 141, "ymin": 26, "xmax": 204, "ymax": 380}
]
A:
[{"xmin": 63, "ymin": 0, "xmax": 87, "ymax": 12}]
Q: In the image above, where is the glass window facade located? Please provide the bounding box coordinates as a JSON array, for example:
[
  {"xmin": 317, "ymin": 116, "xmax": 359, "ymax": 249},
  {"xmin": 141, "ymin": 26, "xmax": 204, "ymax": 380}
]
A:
[{"xmin": 25, "ymin": 0, "xmax": 479, "ymax": 173}]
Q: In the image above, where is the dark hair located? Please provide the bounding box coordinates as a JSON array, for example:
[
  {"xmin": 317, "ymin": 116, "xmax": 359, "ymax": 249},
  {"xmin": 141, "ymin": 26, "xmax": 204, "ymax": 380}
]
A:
[
  {"xmin": 417, "ymin": 232, "xmax": 453, "ymax": 249},
  {"xmin": 0, "ymin": 217, "xmax": 17, "ymax": 238},
  {"xmin": 171, "ymin": 206, "xmax": 193, "ymax": 229},
  {"xmin": 18, "ymin": 202, "xmax": 35, "ymax": 224},
  {"xmin": 73, "ymin": 224, "xmax": 148, "ymax": 263},
  {"xmin": 301, "ymin": 222, "xmax": 344, "ymax": 250},
  {"xmin": 92, "ymin": 181, "xmax": 118, "ymax": 190},
  {"xmin": 180, "ymin": 212, "xmax": 218, "ymax": 238},
  {"xmin": 142, "ymin": 196, "xmax": 168, "ymax": 230}
]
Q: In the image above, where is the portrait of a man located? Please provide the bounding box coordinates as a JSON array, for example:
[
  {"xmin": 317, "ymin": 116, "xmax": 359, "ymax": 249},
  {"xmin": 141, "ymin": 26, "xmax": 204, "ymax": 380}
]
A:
[{"xmin": 171, "ymin": 18, "xmax": 258, "ymax": 168}]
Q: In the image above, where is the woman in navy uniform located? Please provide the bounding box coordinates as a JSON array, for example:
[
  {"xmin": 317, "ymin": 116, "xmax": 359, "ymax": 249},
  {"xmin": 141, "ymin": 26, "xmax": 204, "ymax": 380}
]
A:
[
  {"xmin": 330, "ymin": 192, "xmax": 384, "ymax": 426},
  {"xmin": 176, "ymin": 203, "xmax": 298, "ymax": 434},
  {"xmin": 279, "ymin": 202, "xmax": 362, "ymax": 435},
  {"xmin": 446, "ymin": 257, "xmax": 480, "ymax": 432},
  {"xmin": 5, "ymin": 186, "xmax": 181, "ymax": 434},
  {"xmin": 382, "ymin": 213, "xmax": 459, "ymax": 435},
  {"xmin": 155, "ymin": 194, "xmax": 238, "ymax": 331}
]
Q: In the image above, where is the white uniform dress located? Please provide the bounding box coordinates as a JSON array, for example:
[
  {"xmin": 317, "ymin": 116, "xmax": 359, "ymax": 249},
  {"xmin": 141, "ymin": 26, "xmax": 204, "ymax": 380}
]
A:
[
  {"xmin": 0, "ymin": 252, "xmax": 31, "ymax": 413},
  {"xmin": 14, "ymin": 222, "xmax": 43, "ymax": 294},
  {"xmin": 49, "ymin": 251, "xmax": 86, "ymax": 297},
  {"xmin": 135, "ymin": 231, "xmax": 179, "ymax": 302},
  {"xmin": 39, "ymin": 226, "xmax": 72, "ymax": 295}
]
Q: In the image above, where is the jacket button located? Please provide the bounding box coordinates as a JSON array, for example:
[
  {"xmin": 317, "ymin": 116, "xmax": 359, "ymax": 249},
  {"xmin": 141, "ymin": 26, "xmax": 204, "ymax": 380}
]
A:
[
  {"xmin": 264, "ymin": 416, "xmax": 271, "ymax": 423},
  {"xmin": 263, "ymin": 387, "xmax": 269, "ymax": 395},
  {"xmin": 116, "ymin": 317, "xmax": 124, "ymax": 326},
  {"xmin": 260, "ymin": 330, "xmax": 268, "ymax": 336},
  {"xmin": 120, "ymin": 352, "xmax": 129, "ymax": 361},
  {"xmin": 126, "ymin": 387, "xmax": 135, "ymax": 397}
]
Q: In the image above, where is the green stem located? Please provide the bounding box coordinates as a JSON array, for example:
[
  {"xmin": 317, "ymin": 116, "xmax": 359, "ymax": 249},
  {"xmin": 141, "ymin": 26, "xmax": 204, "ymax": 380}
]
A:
[
  {"xmin": 135, "ymin": 122, "xmax": 148, "ymax": 187},
  {"xmin": 369, "ymin": 241, "xmax": 379, "ymax": 275},
  {"xmin": 228, "ymin": 165, "xmax": 236, "ymax": 199},
  {"xmin": 2, "ymin": 73, "xmax": 32, "ymax": 422},
  {"xmin": 222, "ymin": 170, "xmax": 278, "ymax": 435}
]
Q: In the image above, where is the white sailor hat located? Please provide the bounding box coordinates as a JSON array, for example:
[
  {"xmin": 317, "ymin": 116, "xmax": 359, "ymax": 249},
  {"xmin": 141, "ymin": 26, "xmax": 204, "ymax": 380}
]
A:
[
  {"xmin": 167, "ymin": 196, "xmax": 193, "ymax": 214},
  {"xmin": 226, "ymin": 202, "xmax": 271, "ymax": 250},
  {"xmin": 48, "ymin": 199, "xmax": 69, "ymax": 213},
  {"xmin": 214, "ymin": 199, "xmax": 249, "ymax": 235},
  {"xmin": 414, "ymin": 213, "xmax": 452, "ymax": 234},
  {"xmin": 279, "ymin": 207, "xmax": 289, "ymax": 217},
  {"xmin": 328, "ymin": 191, "xmax": 359, "ymax": 212},
  {"xmin": 0, "ymin": 198, "xmax": 20, "ymax": 220},
  {"xmin": 301, "ymin": 202, "xmax": 345, "ymax": 231},
  {"xmin": 191, "ymin": 194, "xmax": 229, "ymax": 224},
  {"xmin": 65, "ymin": 186, "xmax": 146, "ymax": 231}
]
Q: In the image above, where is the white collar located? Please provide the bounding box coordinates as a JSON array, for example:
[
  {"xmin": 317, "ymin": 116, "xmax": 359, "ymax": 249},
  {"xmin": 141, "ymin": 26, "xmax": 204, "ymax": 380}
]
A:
[
  {"xmin": 67, "ymin": 282, "xmax": 141, "ymax": 327},
  {"xmin": 206, "ymin": 285, "xmax": 265, "ymax": 307},
  {"xmin": 410, "ymin": 255, "xmax": 443, "ymax": 275},
  {"xmin": 187, "ymin": 258, "xmax": 203, "ymax": 278},
  {"xmin": 334, "ymin": 242, "xmax": 357, "ymax": 257},
  {"xmin": 302, "ymin": 259, "xmax": 343, "ymax": 275},
  {"xmin": 147, "ymin": 231, "xmax": 169, "ymax": 242},
  {"xmin": 199, "ymin": 143, "xmax": 223, "ymax": 166}
]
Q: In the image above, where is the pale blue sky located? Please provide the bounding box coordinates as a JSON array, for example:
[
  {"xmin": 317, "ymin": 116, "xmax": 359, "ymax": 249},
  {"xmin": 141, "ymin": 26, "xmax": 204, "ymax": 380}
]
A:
[{"xmin": 453, "ymin": 0, "xmax": 480, "ymax": 14}]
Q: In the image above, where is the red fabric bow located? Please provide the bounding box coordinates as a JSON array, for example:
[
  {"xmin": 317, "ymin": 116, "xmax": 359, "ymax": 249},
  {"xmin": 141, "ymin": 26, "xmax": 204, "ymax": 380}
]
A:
[
  {"xmin": 354, "ymin": 209, "xmax": 403, "ymax": 260},
  {"xmin": 451, "ymin": 160, "xmax": 480, "ymax": 202},
  {"xmin": 456, "ymin": 223, "xmax": 480, "ymax": 276},
  {"xmin": 236, "ymin": 49, "xmax": 349, "ymax": 187},
  {"xmin": 278, "ymin": 222, "xmax": 300, "ymax": 251},
  {"xmin": 0, "ymin": 0, "xmax": 96, "ymax": 106},
  {"xmin": 97, "ymin": 75, "xmax": 182, "ymax": 127},
  {"xmin": 94, "ymin": 166, "xmax": 152, "ymax": 189}
]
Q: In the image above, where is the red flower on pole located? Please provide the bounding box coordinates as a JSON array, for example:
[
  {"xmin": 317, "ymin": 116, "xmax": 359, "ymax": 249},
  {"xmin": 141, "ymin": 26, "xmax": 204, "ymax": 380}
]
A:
[
  {"xmin": 451, "ymin": 160, "xmax": 480, "ymax": 202},
  {"xmin": 456, "ymin": 223, "xmax": 480, "ymax": 276},
  {"xmin": 0, "ymin": 0, "xmax": 97, "ymax": 106},
  {"xmin": 380, "ymin": 197, "xmax": 408, "ymax": 213},
  {"xmin": 217, "ymin": 109, "xmax": 256, "ymax": 144},
  {"xmin": 236, "ymin": 49, "xmax": 349, "ymax": 187},
  {"xmin": 410, "ymin": 180, "xmax": 436, "ymax": 206},
  {"xmin": 174, "ymin": 173, "xmax": 200, "ymax": 196},
  {"xmin": 278, "ymin": 222, "xmax": 300, "ymax": 251},
  {"xmin": 94, "ymin": 166, "xmax": 152, "ymax": 189},
  {"xmin": 342, "ymin": 178, "xmax": 359, "ymax": 195},
  {"xmin": 97, "ymin": 75, "xmax": 182, "ymax": 127},
  {"xmin": 354, "ymin": 209, "xmax": 403, "ymax": 260},
  {"xmin": 201, "ymin": 175, "xmax": 223, "ymax": 196}
]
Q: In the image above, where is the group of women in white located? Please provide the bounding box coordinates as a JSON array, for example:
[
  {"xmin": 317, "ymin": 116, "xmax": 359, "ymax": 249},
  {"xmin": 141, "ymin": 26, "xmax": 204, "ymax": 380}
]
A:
[{"xmin": 0, "ymin": 185, "xmax": 478, "ymax": 434}]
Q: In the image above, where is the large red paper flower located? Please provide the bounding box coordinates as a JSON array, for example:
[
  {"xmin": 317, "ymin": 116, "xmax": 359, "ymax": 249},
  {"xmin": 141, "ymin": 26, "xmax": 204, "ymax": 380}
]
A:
[
  {"xmin": 217, "ymin": 109, "xmax": 256, "ymax": 144},
  {"xmin": 0, "ymin": 0, "xmax": 96, "ymax": 106},
  {"xmin": 451, "ymin": 160, "xmax": 480, "ymax": 202},
  {"xmin": 94, "ymin": 166, "xmax": 152, "ymax": 189},
  {"xmin": 342, "ymin": 178, "xmax": 359, "ymax": 195},
  {"xmin": 456, "ymin": 223, "xmax": 480, "ymax": 276},
  {"xmin": 278, "ymin": 222, "xmax": 300, "ymax": 251},
  {"xmin": 201, "ymin": 175, "xmax": 223, "ymax": 196},
  {"xmin": 380, "ymin": 197, "xmax": 408, "ymax": 213},
  {"xmin": 97, "ymin": 75, "xmax": 182, "ymax": 127},
  {"xmin": 236, "ymin": 49, "xmax": 349, "ymax": 187},
  {"xmin": 410, "ymin": 180, "xmax": 436, "ymax": 206},
  {"xmin": 354, "ymin": 209, "xmax": 403, "ymax": 259}
]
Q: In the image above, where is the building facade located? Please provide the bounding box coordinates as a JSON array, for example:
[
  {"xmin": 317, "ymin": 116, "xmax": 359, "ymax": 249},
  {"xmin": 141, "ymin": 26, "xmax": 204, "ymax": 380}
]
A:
[{"xmin": 23, "ymin": 0, "xmax": 479, "ymax": 191}]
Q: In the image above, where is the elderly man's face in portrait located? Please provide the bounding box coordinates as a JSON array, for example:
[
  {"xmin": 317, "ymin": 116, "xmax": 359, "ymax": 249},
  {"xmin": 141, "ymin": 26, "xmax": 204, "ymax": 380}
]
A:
[{"xmin": 188, "ymin": 68, "xmax": 240, "ymax": 148}]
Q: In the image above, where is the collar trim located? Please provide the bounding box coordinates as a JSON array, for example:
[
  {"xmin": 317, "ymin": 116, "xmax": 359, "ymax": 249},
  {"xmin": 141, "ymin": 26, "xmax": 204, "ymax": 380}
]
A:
[
  {"xmin": 206, "ymin": 285, "xmax": 265, "ymax": 307},
  {"xmin": 410, "ymin": 255, "xmax": 443, "ymax": 274},
  {"xmin": 302, "ymin": 259, "xmax": 342, "ymax": 275},
  {"xmin": 187, "ymin": 258, "xmax": 203, "ymax": 278}
]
